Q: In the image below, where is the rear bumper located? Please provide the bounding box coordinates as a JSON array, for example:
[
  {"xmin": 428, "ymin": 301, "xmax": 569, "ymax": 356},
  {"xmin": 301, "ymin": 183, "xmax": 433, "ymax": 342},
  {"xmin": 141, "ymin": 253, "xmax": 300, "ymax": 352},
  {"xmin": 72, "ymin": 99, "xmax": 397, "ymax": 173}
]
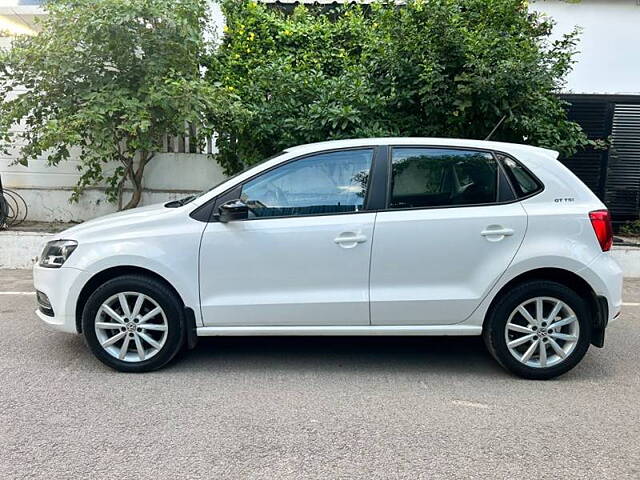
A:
[
  {"xmin": 32, "ymin": 264, "xmax": 89, "ymax": 334},
  {"xmin": 580, "ymin": 252, "xmax": 623, "ymax": 325}
]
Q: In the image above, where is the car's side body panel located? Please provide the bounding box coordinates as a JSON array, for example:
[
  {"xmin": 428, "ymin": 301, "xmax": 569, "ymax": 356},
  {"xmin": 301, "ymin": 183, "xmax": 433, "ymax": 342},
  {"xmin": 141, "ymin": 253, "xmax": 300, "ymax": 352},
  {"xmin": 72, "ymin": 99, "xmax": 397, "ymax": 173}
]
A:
[
  {"xmin": 462, "ymin": 148, "xmax": 623, "ymax": 327},
  {"xmin": 196, "ymin": 324, "xmax": 482, "ymax": 336},
  {"xmin": 369, "ymin": 202, "xmax": 527, "ymax": 325},
  {"xmin": 462, "ymin": 251, "xmax": 623, "ymax": 329},
  {"xmin": 199, "ymin": 212, "xmax": 376, "ymax": 326},
  {"xmin": 35, "ymin": 204, "xmax": 206, "ymax": 332}
]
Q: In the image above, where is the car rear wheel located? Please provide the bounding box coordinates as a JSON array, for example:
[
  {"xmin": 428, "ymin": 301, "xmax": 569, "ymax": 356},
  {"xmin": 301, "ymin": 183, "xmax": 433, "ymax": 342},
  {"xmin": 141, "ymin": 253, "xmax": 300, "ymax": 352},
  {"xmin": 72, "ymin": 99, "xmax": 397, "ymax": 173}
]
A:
[
  {"xmin": 82, "ymin": 274, "xmax": 185, "ymax": 372},
  {"xmin": 483, "ymin": 280, "xmax": 592, "ymax": 380}
]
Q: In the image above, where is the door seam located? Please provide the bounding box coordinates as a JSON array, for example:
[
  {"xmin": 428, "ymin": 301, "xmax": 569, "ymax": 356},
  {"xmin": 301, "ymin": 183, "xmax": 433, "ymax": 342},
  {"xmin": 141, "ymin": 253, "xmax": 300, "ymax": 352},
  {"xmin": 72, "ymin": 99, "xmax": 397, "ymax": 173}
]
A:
[{"xmin": 367, "ymin": 212, "xmax": 378, "ymax": 326}]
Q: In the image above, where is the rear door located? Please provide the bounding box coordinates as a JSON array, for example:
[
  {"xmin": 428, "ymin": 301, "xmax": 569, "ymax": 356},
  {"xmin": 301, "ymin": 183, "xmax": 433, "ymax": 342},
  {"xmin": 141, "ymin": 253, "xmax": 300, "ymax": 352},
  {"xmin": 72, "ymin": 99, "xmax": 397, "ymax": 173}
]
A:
[{"xmin": 369, "ymin": 146, "xmax": 527, "ymax": 325}]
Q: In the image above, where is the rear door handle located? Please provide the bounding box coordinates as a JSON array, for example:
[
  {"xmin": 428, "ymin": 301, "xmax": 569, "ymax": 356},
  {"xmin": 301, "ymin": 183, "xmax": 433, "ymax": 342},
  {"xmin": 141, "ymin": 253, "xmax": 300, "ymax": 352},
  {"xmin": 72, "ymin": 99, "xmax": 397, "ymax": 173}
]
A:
[{"xmin": 481, "ymin": 227, "xmax": 514, "ymax": 237}]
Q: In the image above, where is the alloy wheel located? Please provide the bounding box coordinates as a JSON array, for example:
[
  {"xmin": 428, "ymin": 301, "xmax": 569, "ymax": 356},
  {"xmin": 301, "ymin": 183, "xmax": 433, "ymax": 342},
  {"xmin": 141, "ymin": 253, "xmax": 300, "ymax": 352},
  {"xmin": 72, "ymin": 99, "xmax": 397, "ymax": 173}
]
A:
[
  {"xmin": 504, "ymin": 296, "xmax": 580, "ymax": 368},
  {"xmin": 94, "ymin": 292, "xmax": 169, "ymax": 363}
]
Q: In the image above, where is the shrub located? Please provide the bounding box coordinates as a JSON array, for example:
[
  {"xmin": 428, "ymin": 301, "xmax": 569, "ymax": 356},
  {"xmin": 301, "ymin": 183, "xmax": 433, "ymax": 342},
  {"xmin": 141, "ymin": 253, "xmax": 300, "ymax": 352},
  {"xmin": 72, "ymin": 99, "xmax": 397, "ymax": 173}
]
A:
[
  {"xmin": 620, "ymin": 220, "xmax": 640, "ymax": 237},
  {"xmin": 208, "ymin": 0, "xmax": 592, "ymax": 174}
]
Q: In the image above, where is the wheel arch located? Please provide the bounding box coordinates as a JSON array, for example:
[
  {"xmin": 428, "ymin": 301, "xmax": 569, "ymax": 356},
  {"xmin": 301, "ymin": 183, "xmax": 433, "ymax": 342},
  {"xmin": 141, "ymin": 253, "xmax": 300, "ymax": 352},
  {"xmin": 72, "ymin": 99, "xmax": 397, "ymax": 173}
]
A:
[
  {"xmin": 484, "ymin": 267, "xmax": 607, "ymax": 347},
  {"xmin": 75, "ymin": 265, "xmax": 185, "ymax": 334}
]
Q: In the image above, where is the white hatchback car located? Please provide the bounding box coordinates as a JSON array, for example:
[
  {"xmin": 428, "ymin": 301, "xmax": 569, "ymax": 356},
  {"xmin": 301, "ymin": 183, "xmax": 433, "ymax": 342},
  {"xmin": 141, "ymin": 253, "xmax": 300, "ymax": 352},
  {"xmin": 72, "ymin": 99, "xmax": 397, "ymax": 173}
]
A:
[{"xmin": 34, "ymin": 138, "xmax": 622, "ymax": 379}]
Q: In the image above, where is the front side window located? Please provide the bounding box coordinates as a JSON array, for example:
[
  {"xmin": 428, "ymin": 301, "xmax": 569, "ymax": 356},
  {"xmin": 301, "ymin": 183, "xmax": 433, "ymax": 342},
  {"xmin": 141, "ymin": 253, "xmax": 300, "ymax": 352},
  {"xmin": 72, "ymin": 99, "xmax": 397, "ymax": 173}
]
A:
[
  {"xmin": 389, "ymin": 148, "xmax": 498, "ymax": 209},
  {"xmin": 240, "ymin": 149, "xmax": 373, "ymax": 218}
]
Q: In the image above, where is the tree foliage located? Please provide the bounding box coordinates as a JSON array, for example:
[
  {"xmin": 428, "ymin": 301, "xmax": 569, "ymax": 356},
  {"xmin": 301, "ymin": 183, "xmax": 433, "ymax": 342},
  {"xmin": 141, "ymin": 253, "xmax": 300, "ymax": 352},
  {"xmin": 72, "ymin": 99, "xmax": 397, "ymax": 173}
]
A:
[
  {"xmin": 0, "ymin": 0, "xmax": 239, "ymax": 209},
  {"xmin": 0, "ymin": 0, "xmax": 595, "ymax": 206},
  {"xmin": 208, "ymin": 0, "xmax": 592, "ymax": 174}
]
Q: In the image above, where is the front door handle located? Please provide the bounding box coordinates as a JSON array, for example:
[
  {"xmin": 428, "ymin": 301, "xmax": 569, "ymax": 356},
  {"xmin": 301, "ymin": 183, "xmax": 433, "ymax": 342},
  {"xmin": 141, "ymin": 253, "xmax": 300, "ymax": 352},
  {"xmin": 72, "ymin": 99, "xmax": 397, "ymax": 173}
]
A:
[{"xmin": 334, "ymin": 232, "xmax": 367, "ymax": 248}]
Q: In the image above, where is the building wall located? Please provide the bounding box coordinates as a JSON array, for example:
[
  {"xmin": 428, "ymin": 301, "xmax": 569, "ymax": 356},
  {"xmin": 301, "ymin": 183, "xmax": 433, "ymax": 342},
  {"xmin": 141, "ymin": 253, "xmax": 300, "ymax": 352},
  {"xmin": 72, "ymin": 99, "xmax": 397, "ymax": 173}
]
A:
[
  {"xmin": 530, "ymin": 0, "xmax": 640, "ymax": 95},
  {"xmin": 1, "ymin": 154, "xmax": 226, "ymax": 222}
]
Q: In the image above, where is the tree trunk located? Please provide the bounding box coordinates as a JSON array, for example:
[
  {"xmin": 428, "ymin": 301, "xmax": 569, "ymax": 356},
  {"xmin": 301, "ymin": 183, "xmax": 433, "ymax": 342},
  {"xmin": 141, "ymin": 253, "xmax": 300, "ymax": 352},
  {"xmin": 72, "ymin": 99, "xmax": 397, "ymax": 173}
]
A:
[
  {"xmin": 122, "ymin": 151, "xmax": 154, "ymax": 210},
  {"xmin": 116, "ymin": 167, "xmax": 128, "ymax": 211}
]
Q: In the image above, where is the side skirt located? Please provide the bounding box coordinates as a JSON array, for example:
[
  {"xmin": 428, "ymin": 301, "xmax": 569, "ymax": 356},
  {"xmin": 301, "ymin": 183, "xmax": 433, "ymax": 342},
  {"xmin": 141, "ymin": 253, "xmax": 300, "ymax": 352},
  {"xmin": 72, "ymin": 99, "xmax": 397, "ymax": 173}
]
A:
[{"xmin": 196, "ymin": 325, "xmax": 482, "ymax": 337}]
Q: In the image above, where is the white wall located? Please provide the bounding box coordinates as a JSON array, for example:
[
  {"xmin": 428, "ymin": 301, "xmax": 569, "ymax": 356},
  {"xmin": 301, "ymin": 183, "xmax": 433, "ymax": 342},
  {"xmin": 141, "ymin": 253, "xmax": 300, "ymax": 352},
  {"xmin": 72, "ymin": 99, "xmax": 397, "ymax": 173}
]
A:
[
  {"xmin": 530, "ymin": 0, "xmax": 640, "ymax": 94},
  {"xmin": 2, "ymin": 153, "xmax": 227, "ymax": 222},
  {"xmin": 1, "ymin": 152, "xmax": 225, "ymax": 191}
]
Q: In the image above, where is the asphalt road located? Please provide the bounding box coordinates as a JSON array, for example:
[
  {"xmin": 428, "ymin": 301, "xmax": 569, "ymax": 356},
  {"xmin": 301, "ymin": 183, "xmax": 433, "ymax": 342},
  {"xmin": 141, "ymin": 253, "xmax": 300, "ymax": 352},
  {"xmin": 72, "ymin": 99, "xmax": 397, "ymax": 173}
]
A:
[{"xmin": 1, "ymin": 269, "xmax": 639, "ymax": 479}]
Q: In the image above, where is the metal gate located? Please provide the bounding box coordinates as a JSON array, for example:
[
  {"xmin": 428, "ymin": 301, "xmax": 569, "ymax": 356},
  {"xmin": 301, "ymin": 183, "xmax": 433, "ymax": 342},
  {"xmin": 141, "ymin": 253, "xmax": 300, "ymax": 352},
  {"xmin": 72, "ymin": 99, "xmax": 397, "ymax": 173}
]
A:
[
  {"xmin": 606, "ymin": 104, "xmax": 640, "ymax": 221},
  {"xmin": 562, "ymin": 95, "xmax": 640, "ymax": 223}
]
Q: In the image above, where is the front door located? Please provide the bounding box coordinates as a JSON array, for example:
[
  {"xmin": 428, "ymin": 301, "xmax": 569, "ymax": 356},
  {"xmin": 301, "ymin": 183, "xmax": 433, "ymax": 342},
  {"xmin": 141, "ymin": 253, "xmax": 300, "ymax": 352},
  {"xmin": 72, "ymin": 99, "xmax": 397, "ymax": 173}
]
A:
[
  {"xmin": 199, "ymin": 148, "xmax": 376, "ymax": 327},
  {"xmin": 369, "ymin": 146, "xmax": 527, "ymax": 325}
]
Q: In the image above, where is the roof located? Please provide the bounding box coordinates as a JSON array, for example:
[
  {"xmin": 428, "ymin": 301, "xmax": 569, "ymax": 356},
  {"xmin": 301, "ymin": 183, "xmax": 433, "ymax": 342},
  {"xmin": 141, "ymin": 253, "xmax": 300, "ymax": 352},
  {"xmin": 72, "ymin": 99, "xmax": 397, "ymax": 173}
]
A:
[{"xmin": 284, "ymin": 137, "xmax": 560, "ymax": 160}]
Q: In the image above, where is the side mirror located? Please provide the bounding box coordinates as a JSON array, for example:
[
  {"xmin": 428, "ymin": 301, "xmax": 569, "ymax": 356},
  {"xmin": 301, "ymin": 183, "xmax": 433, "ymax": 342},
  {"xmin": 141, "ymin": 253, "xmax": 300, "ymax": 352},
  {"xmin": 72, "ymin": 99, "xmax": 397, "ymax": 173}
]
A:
[{"xmin": 217, "ymin": 199, "xmax": 249, "ymax": 223}]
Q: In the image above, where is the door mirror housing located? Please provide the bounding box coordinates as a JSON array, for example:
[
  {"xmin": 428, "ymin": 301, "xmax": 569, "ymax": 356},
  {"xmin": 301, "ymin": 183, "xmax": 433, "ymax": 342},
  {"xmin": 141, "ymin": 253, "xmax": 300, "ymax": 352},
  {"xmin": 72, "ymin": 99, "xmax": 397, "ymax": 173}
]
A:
[{"xmin": 217, "ymin": 199, "xmax": 249, "ymax": 223}]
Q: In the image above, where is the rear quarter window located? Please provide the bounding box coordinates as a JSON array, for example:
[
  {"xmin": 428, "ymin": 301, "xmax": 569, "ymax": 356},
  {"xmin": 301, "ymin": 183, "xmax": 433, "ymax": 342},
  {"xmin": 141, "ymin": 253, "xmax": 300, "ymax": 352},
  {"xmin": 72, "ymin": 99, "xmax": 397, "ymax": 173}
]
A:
[{"xmin": 498, "ymin": 154, "xmax": 543, "ymax": 198}]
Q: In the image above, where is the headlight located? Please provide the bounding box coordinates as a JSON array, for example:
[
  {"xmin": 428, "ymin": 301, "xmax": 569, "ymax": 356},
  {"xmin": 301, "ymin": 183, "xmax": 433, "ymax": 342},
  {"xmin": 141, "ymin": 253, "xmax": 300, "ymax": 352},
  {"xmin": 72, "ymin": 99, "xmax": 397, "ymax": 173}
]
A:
[{"xmin": 39, "ymin": 240, "xmax": 78, "ymax": 268}]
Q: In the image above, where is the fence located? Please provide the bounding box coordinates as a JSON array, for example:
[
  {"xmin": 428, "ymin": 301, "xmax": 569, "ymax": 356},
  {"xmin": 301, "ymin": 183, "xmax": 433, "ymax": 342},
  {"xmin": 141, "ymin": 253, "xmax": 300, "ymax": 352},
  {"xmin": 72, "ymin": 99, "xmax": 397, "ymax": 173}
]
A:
[
  {"xmin": 160, "ymin": 127, "xmax": 217, "ymax": 155},
  {"xmin": 563, "ymin": 94, "xmax": 640, "ymax": 223}
]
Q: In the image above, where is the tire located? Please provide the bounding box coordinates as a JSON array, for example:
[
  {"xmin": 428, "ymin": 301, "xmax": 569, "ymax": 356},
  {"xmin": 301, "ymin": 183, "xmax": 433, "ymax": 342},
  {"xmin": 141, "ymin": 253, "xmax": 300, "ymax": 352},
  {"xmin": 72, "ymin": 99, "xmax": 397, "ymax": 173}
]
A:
[
  {"xmin": 483, "ymin": 280, "xmax": 592, "ymax": 380},
  {"xmin": 82, "ymin": 274, "xmax": 186, "ymax": 372}
]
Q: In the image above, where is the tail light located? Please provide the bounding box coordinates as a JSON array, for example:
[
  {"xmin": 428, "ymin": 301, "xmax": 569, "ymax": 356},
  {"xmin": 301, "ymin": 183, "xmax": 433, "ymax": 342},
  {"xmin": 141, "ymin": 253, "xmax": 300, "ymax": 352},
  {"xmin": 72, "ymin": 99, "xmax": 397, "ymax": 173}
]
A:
[{"xmin": 589, "ymin": 210, "xmax": 613, "ymax": 252}]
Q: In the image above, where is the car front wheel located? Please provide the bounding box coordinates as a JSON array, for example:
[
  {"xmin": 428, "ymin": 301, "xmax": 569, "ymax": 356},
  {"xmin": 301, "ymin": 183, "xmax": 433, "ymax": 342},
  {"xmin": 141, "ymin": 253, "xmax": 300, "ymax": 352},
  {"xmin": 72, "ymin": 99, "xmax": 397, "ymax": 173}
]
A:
[
  {"xmin": 483, "ymin": 280, "xmax": 592, "ymax": 380},
  {"xmin": 82, "ymin": 274, "xmax": 185, "ymax": 372}
]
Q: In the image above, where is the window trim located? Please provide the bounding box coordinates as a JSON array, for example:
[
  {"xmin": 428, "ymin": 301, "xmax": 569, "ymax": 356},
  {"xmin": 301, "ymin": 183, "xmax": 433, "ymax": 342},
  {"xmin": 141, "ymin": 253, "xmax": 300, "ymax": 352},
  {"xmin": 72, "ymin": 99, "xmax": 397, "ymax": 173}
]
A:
[
  {"xmin": 383, "ymin": 145, "xmax": 542, "ymax": 212},
  {"xmin": 191, "ymin": 143, "xmax": 546, "ymax": 222},
  {"xmin": 198, "ymin": 146, "xmax": 382, "ymax": 223}
]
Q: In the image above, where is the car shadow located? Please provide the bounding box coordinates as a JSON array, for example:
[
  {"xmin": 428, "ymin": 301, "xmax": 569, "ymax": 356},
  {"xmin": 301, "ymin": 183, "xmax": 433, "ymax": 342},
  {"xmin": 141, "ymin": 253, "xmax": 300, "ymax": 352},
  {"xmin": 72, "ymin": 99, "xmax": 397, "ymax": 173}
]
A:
[
  {"xmin": 52, "ymin": 331, "xmax": 614, "ymax": 381},
  {"xmin": 172, "ymin": 335, "xmax": 505, "ymax": 378}
]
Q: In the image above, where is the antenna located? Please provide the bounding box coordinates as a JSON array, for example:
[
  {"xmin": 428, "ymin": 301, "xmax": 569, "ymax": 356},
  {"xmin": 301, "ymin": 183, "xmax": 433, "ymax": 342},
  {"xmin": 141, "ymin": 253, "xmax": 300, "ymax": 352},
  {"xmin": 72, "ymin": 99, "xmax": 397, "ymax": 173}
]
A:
[{"xmin": 484, "ymin": 116, "xmax": 507, "ymax": 141}]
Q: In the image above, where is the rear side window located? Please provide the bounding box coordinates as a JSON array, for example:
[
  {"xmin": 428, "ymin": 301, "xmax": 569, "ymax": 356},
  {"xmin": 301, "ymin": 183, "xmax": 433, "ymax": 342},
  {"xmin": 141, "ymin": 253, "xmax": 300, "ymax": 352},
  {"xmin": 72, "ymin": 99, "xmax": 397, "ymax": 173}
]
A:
[
  {"xmin": 498, "ymin": 154, "xmax": 542, "ymax": 197},
  {"xmin": 389, "ymin": 148, "xmax": 498, "ymax": 209}
]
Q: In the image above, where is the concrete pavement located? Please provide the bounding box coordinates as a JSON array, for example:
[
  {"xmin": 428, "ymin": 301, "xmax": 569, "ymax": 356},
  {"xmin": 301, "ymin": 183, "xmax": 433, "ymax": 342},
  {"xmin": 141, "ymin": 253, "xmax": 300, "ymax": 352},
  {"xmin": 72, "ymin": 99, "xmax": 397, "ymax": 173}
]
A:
[{"xmin": 0, "ymin": 269, "xmax": 639, "ymax": 479}]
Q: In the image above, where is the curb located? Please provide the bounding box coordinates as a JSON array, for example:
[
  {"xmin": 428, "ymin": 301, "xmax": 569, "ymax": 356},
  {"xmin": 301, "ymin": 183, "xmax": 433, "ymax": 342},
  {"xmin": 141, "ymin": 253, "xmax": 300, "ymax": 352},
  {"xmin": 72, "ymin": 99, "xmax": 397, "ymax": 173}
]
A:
[
  {"xmin": 2, "ymin": 229, "xmax": 640, "ymax": 277},
  {"xmin": 610, "ymin": 247, "xmax": 640, "ymax": 278},
  {"xmin": 0, "ymin": 230, "xmax": 52, "ymax": 269}
]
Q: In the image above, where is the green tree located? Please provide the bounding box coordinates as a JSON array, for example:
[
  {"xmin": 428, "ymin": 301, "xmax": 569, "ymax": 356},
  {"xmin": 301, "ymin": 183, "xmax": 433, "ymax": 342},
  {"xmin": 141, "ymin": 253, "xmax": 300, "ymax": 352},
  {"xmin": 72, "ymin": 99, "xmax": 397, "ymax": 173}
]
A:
[
  {"xmin": 0, "ymin": 0, "xmax": 239, "ymax": 209},
  {"xmin": 208, "ymin": 0, "xmax": 592, "ymax": 174}
]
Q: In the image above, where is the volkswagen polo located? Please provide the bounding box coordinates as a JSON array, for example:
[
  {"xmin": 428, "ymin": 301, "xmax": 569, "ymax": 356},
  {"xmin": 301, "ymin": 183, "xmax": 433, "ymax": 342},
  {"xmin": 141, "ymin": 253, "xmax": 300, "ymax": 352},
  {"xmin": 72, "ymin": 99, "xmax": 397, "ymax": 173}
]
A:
[{"xmin": 33, "ymin": 138, "xmax": 622, "ymax": 379}]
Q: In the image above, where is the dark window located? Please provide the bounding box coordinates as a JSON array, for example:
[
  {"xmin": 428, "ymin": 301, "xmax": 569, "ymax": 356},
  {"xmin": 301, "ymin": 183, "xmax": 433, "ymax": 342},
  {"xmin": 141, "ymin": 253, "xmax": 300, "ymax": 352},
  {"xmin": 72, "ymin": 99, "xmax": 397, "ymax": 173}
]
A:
[
  {"xmin": 240, "ymin": 149, "xmax": 373, "ymax": 218},
  {"xmin": 389, "ymin": 148, "xmax": 498, "ymax": 209},
  {"xmin": 498, "ymin": 154, "xmax": 542, "ymax": 197}
]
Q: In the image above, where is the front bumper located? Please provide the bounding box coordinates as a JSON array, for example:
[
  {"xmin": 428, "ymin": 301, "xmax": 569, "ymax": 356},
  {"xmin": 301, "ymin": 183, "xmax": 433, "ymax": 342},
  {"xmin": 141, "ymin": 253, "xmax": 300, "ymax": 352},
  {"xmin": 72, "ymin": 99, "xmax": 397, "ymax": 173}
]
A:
[{"xmin": 33, "ymin": 264, "xmax": 89, "ymax": 334}]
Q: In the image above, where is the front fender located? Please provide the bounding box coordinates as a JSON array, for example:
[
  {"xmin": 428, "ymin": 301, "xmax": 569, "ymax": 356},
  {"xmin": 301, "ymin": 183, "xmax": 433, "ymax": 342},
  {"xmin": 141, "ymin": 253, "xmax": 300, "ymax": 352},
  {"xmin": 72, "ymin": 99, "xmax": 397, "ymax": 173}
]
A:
[
  {"xmin": 79, "ymin": 254, "xmax": 201, "ymax": 316},
  {"xmin": 66, "ymin": 224, "xmax": 204, "ymax": 327}
]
